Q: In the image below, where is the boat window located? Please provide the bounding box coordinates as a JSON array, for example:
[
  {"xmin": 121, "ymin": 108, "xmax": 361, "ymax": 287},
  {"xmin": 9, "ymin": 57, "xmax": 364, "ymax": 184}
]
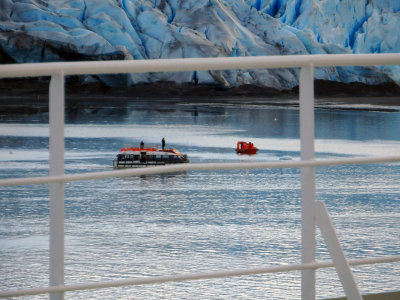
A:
[{"xmin": 133, "ymin": 155, "xmax": 140, "ymax": 160}]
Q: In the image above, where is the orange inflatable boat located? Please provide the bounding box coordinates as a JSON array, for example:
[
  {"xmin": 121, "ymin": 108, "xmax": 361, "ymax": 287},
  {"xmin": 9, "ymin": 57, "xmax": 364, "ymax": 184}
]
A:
[{"xmin": 236, "ymin": 141, "xmax": 258, "ymax": 155}]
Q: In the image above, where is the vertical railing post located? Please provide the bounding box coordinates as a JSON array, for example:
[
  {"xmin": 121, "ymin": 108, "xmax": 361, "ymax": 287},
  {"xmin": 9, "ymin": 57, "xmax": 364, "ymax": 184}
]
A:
[
  {"xmin": 299, "ymin": 64, "xmax": 316, "ymax": 300},
  {"xmin": 49, "ymin": 73, "xmax": 65, "ymax": 300}
]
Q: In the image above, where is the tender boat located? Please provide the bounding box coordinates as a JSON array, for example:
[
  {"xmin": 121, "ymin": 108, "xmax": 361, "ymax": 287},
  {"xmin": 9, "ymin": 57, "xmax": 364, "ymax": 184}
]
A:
[
  {"xmin": 113, "ymin": 146, "xmax": 189, "ymax": 168},
  {"xmin": 236, "ymin": 141, "xmax": 258, "ymax": 155}
]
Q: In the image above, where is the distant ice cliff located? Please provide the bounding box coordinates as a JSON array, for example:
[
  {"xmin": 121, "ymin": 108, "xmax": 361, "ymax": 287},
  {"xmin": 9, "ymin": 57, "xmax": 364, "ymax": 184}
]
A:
[{"xmin": 1, "ymin": 0, "xmax": 399, "ymax": 88}]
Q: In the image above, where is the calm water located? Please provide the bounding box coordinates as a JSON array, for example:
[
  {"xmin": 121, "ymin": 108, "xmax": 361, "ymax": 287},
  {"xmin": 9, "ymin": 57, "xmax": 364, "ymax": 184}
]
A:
[{"xmin": 0, "ymin": 98, "xmax": 399, "ymax": 299}]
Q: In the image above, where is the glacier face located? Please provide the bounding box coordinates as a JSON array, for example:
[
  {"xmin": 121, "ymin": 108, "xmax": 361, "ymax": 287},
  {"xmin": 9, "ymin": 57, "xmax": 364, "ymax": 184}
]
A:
[{"xmin": 0, "ymin": 0, "xmax": 399, "ymax": 88}]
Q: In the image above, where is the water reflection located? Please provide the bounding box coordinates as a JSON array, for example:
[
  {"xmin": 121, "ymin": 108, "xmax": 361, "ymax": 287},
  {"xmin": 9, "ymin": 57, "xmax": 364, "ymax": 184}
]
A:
[{"xmin": 0, "ymin": 98, "xmax": 399, "ymax": 299}]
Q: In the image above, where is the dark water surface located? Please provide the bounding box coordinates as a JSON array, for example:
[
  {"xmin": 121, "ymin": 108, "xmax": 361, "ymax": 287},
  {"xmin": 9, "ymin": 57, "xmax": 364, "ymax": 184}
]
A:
[{"xmin": 0, "ymin": 98, "xmax": 399, "ymax": 299}]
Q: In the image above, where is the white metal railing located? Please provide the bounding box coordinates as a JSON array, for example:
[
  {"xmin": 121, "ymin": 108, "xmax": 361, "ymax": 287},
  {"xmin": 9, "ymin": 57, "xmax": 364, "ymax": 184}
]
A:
[{"xmin": 1, "ymin": 54, "xmax": 400, "ymax": 300}]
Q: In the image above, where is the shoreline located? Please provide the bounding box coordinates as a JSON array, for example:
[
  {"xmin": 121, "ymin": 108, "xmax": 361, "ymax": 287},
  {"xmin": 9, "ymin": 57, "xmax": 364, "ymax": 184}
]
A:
[{"xmin": 1, "ymin": 78, "xmax": 399, "ymax": 112}]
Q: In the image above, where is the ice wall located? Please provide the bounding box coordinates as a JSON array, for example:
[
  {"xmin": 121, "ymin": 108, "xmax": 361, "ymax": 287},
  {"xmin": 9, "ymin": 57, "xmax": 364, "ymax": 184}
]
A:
[{"xmin": 1, "ymin": 0, "xmax": 398, "ymax": 87}]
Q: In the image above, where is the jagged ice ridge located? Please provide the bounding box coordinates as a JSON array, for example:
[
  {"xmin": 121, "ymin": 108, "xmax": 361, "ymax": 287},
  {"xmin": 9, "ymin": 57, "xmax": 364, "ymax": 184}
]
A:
[{"xmin": 1, "ymin": 0, "xmax": 399, "ymax": 88}]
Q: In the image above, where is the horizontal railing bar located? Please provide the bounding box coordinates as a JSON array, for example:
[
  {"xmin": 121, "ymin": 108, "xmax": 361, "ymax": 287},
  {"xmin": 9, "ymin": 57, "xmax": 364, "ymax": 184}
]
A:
[
  {"xmin": 1, "ymin": 155, "xmax": 399, "ymax": 187},
  {"xmin": 1, "ymin": 54, "xmax": 399, "ymax": 78},
  {"xmin": 1, "ymin": 255, "xmax": 399, "ymax": 298}
]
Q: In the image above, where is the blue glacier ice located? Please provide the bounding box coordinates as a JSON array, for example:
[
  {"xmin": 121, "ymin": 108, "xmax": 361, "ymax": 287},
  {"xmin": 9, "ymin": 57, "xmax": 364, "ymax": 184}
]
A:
[{"xmin": 1, "ymin": 0, "xmax": 399, "ymax": 88}]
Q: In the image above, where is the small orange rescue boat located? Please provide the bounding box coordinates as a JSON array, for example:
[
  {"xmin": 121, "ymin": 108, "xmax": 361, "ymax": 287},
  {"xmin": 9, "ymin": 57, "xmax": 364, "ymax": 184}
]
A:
[{"xmin": 236, "ymin": 141, "xmax": 258, "ymax": 155}]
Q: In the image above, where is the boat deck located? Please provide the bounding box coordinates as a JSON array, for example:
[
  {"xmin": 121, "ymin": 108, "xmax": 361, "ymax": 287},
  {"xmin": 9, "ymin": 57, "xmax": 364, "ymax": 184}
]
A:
[{"xmin": 326, "ymin": 291, "xmax": 400, "ymax": 300}]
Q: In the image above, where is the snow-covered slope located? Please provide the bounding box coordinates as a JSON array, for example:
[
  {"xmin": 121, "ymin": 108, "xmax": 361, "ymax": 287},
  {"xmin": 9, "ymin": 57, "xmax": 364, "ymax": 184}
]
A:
[{"xmin": 1, "ymin": 0, "xmax": 399, "ymax": 88}]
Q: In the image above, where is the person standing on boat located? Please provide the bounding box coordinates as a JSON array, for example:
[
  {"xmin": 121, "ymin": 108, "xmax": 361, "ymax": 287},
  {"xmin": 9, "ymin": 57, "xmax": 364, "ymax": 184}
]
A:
[
  {"xmin": 140, "ymin": 141, "xmax": 144, "ymax": 149},
  {"xmin": 162, "ymin": 137, "xmax": 166, "ymax": 149}
]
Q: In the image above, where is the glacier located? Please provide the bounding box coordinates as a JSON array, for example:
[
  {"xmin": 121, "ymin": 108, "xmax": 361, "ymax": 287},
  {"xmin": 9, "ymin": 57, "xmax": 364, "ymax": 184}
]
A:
[{"xmin": 0, "ymin": 0, "xmax": 399, "ymax": 89}]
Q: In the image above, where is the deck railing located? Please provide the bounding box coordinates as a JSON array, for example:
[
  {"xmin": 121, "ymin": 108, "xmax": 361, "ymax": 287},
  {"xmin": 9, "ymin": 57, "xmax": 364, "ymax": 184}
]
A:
[{"xmin": 1, "ymin": 54, "xmax": 400, "ymax": 300}]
